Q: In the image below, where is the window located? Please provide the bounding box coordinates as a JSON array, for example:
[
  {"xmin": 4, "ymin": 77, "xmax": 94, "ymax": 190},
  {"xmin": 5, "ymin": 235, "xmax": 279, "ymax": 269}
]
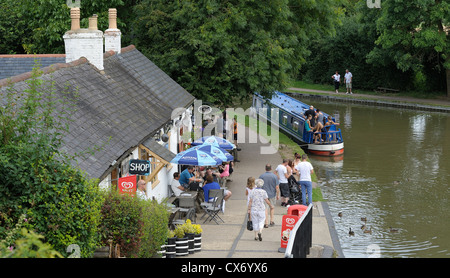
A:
[
  {"xmin": 293, "ymin": 121, "xmax": 299, "ymax": 132},
  {"xmin": 282, "ymin": 114, "xmax": 288, "ymax": 125}
]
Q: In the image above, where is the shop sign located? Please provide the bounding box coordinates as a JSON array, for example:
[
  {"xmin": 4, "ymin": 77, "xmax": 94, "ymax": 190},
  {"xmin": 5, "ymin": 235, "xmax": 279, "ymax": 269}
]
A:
[{"xmin": 129, "ymin": 159, "xmax": 151, "ymax": 175}]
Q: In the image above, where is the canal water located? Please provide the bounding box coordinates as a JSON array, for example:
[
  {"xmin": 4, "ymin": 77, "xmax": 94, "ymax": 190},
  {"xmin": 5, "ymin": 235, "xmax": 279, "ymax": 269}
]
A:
[{"xmin": 295, "ymin": 96, "xmax": 450, "ymax": 258}]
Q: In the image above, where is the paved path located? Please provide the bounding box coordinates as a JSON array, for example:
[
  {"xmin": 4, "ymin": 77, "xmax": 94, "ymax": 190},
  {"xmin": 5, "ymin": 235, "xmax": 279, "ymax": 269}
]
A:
[
  {"xmin": 287, "ymin": 87, "xmax": 450, "ymax": 109},
  {"xmin": 183, "ymin": 127, "xmax": 341, "ymax": 258}
]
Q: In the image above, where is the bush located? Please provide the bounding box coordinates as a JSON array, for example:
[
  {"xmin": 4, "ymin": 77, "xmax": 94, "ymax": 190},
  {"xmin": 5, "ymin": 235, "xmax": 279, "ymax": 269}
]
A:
[
  {"xmin": 99, "ymin": 190, "xmax": 143, "ymax": 258},
  {"xmin": 99, "ymin": 190, "xmax": 170, "ymax": 258},
  {"xmin": 139, "ymin": 199, "xmax": 169, "ymax": 258},
  {"xmin": 0, "ymin": 228, "xmax": 63, "ymax": 258}
]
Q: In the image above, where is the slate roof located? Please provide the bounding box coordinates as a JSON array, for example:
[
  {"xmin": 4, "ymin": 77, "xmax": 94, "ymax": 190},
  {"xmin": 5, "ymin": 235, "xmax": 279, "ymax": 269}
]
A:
[
  {"xmin": 0, "ymin": 45, "xmax": 195, "ymax": 180},
  {"xmin": 0, "ymin": 54, "xmax": 66, "ymax": 81}
]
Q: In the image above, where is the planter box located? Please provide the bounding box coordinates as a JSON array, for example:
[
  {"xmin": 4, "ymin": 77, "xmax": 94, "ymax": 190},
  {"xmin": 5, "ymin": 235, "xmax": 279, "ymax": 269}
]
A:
[
  {"xmin": 194, "ymin": 233, "xmax": 202, "ymax": 252},
  {"xmin": 165, "ymin": 237, "xmax": 176, "ymax": 258},
  {"xmin": 175, "ymin": 237, "xmax": 189, "ymax": 256}
]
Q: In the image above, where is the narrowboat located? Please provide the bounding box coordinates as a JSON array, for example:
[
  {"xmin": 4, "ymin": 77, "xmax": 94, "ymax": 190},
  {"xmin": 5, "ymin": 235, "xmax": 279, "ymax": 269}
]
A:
[{"xmin": 251, "ymin": 91, "xmax": 344, "ymax": 156}]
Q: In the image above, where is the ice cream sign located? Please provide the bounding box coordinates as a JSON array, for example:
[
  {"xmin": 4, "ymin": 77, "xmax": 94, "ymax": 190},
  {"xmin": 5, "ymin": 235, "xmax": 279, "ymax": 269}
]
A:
[{"xmin": 118, "ymin": 175, "xmax": 137, "ymax": 197}]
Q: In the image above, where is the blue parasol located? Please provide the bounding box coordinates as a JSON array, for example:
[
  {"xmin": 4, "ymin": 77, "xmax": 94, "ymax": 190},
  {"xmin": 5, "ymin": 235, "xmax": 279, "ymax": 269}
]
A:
[
  {"xmin": 170, "ymin": 148, "xmax": 223, "ymax": 166},
  {"xmin": 191, "ymin": 136, "xmax": 236, "ymax": 150},
  {"xmin": 191, "ymin": 145, "xmax": 234, "ymax": 162}
]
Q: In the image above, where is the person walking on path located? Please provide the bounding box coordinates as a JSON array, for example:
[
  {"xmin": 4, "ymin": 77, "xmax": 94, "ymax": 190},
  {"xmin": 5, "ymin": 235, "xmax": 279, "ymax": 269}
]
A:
[
  {"xmin": 259, "ymin": 164, "xmax": 279, "ymax": 228},
  {"xmin": 332, "ymin": 71, "xmax": 341, "ymax": 94},
  {"xmin": 294, "ymin": 154, "xmax": 314, "ymax": 206},
  {"xmin": 344, "ymin": 69, "xmax": 353, "ymax": 94},
  {"xmin": 275, "ymin": 159, "xmax": 290, "ymax": 206},
  {"xmin": 247, "ymin": 179, "xmax": 274, "ymax": 241}
]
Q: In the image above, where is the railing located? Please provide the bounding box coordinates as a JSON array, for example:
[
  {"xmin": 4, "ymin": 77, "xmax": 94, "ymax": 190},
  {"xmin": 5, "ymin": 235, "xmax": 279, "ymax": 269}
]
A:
[
  {"xmin": 284, "ymin": 204, "xmax": 313, "ymax": 258},
  {"xmin": 303, "ymin": 125, "xmax": 343, "ymax": 144}
]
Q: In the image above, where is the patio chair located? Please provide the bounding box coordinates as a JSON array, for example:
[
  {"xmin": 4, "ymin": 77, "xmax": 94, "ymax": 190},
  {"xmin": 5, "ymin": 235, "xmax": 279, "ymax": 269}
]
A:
[{"xmin": 200, "ymin": 189, "xmax": 225, "ymax": 224}]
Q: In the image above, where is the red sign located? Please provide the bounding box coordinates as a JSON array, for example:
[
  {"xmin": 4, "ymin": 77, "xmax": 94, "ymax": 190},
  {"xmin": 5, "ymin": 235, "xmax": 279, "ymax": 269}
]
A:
[
  {"xmin": 280, "ymin": 205, "xmax": 308, "ymax": 249},
  {"xmin": 118, "ymin": 175, "xmax": 137, "ymax": 197}
]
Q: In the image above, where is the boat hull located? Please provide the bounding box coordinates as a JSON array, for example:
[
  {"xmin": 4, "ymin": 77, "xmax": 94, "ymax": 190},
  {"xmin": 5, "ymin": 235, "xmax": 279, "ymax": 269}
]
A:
[{"xmin": 307, "ymin": 143, "xmax": 344, "ymax": 157}]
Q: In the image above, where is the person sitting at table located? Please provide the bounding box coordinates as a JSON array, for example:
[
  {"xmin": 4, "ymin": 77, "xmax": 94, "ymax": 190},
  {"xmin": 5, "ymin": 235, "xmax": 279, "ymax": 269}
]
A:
[
  {"xmin": 171, "ymin": 172, "xmax": 186, "ymax": 197},
  {"xmin": 202, "ymin": 175, "xmax": 232, "ymax": 202},
  {"xmin": 179, "ymin": 166, "xmax": 202, "ymax": 189},
  {"xmin": 204, "ymin": 168, "xmax": 220, "ymax": 183}
]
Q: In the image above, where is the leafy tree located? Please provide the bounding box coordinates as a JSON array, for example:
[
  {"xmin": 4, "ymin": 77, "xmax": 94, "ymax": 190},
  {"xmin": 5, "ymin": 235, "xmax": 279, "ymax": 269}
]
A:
[
  {"xmin": 0, "ymin": 0, "xmax": 135, "ymax": 54},
  {"xmin": 301, "ymin": 1, "xmax": 413, "ymax": 90},
  {"xmin": 368, "ymin": 0, "xmax": 450, "ymax": 96},
  {"xmin": 132, "ymin": 0, "xmax": 341, "ymax": 107}
]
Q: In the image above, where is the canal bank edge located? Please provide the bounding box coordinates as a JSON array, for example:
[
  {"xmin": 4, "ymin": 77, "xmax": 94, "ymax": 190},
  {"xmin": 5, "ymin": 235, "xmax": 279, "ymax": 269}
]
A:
[
  {"xmin": 286, "ymin": 88, "xmax": 450, "ymax": 113},
  {"xmin": 312, "ymin": 182, "xmax": 345, "ymax": 258}
]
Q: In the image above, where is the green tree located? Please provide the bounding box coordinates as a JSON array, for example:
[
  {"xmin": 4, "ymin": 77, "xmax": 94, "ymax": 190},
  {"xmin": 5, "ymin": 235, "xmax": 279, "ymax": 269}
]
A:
[
  {"xmin": 0, "ymin": 0, "xmax": 135, "ymax": 54},
  {"xmin": 132, "ymin": 0, "xmax": 341, "ymax": 107},
  {"xmin": 368, "ymin": 0, "xmax": 450, "ymax": 96}
]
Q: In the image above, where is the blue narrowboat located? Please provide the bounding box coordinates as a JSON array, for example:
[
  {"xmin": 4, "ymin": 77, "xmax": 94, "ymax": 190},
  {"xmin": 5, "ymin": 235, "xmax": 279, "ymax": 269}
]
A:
[{"xmin": 251, "ymin": 91, "xmax": 344, "ymax": 156}]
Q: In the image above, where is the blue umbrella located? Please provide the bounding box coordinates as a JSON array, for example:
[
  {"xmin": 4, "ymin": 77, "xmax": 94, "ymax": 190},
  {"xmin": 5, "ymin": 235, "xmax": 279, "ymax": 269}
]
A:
[
  {"xmin": 191, "ymin": 136, "xmax": 236, "ymax": 150},
  {"xmin": 191, "ymin": 145, "xmax": 234, "ymax": 162},
  {"xmin": 170, "ymin": 148, "xmax": 223, "ymax": 166}
]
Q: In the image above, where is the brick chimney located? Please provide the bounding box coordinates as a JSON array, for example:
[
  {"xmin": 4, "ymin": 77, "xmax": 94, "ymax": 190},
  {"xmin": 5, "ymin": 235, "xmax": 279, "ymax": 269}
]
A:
[
  {"xmin": 63, "ymin": 8, "xmax": 104, "ymax": 70},
  {"xmin": 104, "ymin": 8, "xmax": 121, "ymax": 54}
]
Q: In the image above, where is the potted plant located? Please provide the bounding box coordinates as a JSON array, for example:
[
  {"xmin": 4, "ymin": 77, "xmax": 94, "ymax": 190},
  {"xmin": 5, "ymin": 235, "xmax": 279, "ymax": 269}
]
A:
[
  {"xmin": 182, "ymin": 220, "xmax": 196, "ymax": 255},
  {"xmin": 165, "ymin": 230, "xmax": 176, "ymax": 258},
  {"xmin": 193, "ymin": 224, "xmax": 203, "ymax": 252},
  {"xmin": 174, "ymin": 225, "xmax": 188, "ymax": 256}
]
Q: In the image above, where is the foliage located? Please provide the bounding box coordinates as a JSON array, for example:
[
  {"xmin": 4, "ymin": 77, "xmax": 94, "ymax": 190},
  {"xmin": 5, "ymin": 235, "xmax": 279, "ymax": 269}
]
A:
[
  {"xmin": 193, "ymin": 223, "xmax": 203, "ymax": 235},
  {"xmin": 98, "ymin": 190, "xmax": 144, "ymax": 258},
  {"xmin": 369, "ymin": 0, "xmax": 449, "ymax": 95},
  {"xmin": 138, "ymin": 199, "xmax": 170, "ymax": 258},
  {"xmin": 0, "ymin": 66, "xmax": 104, "ymax": 258},
  {"xmin": 0, "ymin": 0, "xmax": 135, "ymax": 54},
  {"xmin": 173, "ymin": 225, "xmax": 186, "ymax": 239},
  {"xmin": 181, "ymin": 219, "xmax": 196, "ymax": 234},
  {"xmin": 300, "ymin": 1, "xmax": 413, "ymax": 90},
  {"xmin": 0, "ymin": 228, "xmax": 63, "ymax": 258},
  {"xmin": 131, "ymin": 0, "xmax": 341, "ymax": 107}
]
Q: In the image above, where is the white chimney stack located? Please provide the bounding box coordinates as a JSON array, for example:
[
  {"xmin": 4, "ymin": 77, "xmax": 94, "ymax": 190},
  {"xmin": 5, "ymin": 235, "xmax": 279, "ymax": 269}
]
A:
[
  {"xmin": 63, "ymin": 9, "xmax": 104, "ymax": 70},
  {"xmin": 104, "ymin": 8, "xmax": 121, "ymax": 54}
]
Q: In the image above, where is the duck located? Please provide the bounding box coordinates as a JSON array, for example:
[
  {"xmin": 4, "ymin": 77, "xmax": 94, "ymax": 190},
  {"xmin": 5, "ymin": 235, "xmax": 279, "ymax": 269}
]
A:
[
  {"xmin": 393, "ymin": 181, "xmax": 400, "ymax": 185},
  {"xmin": 349, "ymin": 228, "xmax": 355, "ymax": 236},
  {"xmin": 338, "ymin": 212, "xmax": 343, "ymax": 217},
  {"xmin": 363, "ymin": 226, "xmax": 372, "ymax": 234},
  {"xmin": 361, "ymin": 224, "xmax": 366, "ymax": 230},
  {"xmin": 361, "ymin": 217, "xmax": 367, "ymax": 222},
  {"xmin": 389, "ymin": 227, "xmax": 399, "ymax": 233}
]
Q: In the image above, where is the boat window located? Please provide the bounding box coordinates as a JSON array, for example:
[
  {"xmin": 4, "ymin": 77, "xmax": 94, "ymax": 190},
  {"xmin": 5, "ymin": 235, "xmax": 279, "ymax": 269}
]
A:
[
  {"xmin": 282, "ymin": 115, "xmax": 288, "ymax": 125},
  {"xmin": 293, "ymin": 121, "xmax": 299, "ymax": 132}
]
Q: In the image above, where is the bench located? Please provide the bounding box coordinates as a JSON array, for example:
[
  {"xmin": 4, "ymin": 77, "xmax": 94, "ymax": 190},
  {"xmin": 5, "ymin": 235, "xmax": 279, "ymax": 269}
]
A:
[{"xmin": 376, "ymin": 87, "xmax": 400, "ymax": 93}]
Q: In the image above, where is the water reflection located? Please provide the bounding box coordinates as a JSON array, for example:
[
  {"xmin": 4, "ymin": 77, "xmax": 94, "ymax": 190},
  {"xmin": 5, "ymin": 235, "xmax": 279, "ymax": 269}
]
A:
[{"xmin": 298, "ymin": 97, "xmax": 450, "ymax": 258}]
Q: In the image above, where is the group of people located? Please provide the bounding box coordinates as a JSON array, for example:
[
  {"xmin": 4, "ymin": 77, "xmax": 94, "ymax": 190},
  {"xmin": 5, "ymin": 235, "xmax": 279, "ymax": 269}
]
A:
[
  {"xmin": 304, "ymin": 105, "xmax": 340, "ymax": 143},
  {"xmin": 332, "ymin": 69, "xmax": 353, "ymax": 94},
  {"xmin": 171, "ymin": 164, "xmax": 233, "ymax": 202},
  {"xmin": 246, "ymin": 154, "xmax": 314, "ymax": 241}
]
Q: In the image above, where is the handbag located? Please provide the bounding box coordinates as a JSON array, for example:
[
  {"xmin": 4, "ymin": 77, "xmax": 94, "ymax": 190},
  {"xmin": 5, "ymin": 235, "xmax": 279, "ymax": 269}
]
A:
[{"xmin": 246, "ymin": 213, "xmax": 253, "ymax": 231}]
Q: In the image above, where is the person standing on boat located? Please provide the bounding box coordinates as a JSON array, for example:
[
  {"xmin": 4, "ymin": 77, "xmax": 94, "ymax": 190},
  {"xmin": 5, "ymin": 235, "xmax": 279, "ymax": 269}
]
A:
[
  {"xmin": 332, "ymin": 71, "xmax": 341, "ymax": 93},
  {"xmin": 344, "ymin": 69, "xmax": 353, "ymax": 94}
]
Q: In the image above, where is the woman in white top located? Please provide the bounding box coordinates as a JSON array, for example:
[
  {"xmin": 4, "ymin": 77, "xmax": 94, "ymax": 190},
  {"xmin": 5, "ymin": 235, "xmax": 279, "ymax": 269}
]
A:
[
  {"xmin": 331, "ymin": 71, "xmax": 340, "ymax": 93},
  {"xmin": 248, "ymin": 179, "xmax": 273, "ymax": 241}
]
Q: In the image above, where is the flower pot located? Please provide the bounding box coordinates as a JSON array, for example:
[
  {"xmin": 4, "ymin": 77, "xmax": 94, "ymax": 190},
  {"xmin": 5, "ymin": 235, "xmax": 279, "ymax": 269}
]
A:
[
  {"xmin": 194, "ymin": 233, "xmax": 202, "ymax": 252},
  {"xmin": 185, "ymin": 233, "xmax": 195, "ymax": 254},
  {"xmin": 165, "ymin": 237, "xmax": 176, "ymax": 258},
  {"xmin": 175, "ymin": 237, "xmax": 188, "ymax": 256}
]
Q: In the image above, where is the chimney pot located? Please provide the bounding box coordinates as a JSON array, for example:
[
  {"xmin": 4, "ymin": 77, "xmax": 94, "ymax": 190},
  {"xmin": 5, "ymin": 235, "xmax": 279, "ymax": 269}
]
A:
[
  {"xmin": 70, "ymin": 8, "xmax": 80, "ymax": 31},
  {"xmin": 88, "ymin": 14, "xmax": 98, "ymax": 30},
  {"xmin": 109, "ymin": 8, "xmax": 118, "ymax": 29}
]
